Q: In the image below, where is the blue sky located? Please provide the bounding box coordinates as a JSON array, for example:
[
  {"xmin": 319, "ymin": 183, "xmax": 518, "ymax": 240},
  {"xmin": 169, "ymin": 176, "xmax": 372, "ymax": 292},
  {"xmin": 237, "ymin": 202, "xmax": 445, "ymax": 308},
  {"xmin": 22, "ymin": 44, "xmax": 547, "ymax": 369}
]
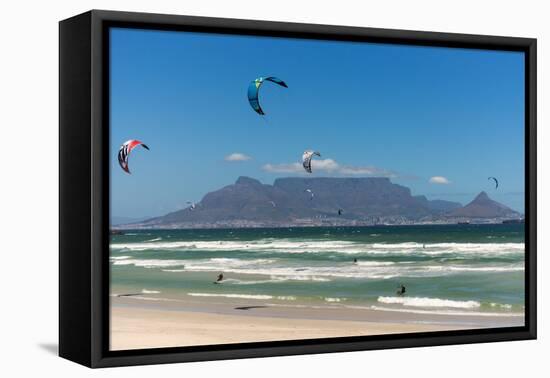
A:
[{"xmin": 110, "ymin": 28, "xmax": 525, "ymax": 219}]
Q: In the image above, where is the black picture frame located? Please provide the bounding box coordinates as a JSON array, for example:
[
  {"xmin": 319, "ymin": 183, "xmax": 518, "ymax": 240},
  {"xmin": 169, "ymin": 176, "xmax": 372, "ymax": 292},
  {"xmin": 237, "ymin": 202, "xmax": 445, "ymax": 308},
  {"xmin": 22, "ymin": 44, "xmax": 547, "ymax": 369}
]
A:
[{"xmin": 59, "ymin": 9, "xmax": 537, "ymax": 368}]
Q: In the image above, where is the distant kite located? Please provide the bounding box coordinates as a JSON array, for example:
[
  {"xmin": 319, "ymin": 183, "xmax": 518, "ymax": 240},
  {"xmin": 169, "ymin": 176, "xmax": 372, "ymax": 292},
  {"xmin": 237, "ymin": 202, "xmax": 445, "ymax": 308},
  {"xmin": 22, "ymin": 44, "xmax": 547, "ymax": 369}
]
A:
[
  {"xmin": 269, "ymin": 201, "xmax": 277, "ymax": 208},
  {"xmin": 305, "ymin": 189, "xmax": 314, "ymax": 200},
  {"xmin": 117, "ymin": 140, "xmax": 149, "ymax": 174},
  {"xmin": 302, "ymin": 150, "xmax": 321, "ymax": 173},
  {"xmin": 338, "ymin": 209, "xmax": 343, "ymax": 216},
  {"xmin": 247, "ymin": 76, "xmax": 288, "ymax": 116},
  {"xmin": 488, "ymin": 177, "xmax": 499, "ymax": 189},
  {"xmin": 187, "ymin": 201, "xmax": 197, "ymax": 211}
]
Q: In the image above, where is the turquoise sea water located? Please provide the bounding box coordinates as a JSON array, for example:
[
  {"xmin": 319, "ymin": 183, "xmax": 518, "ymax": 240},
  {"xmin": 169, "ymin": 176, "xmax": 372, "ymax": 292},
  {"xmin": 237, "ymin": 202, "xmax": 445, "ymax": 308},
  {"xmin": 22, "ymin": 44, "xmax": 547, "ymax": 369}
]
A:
[{"xmin": 110, "ymin": 224, "xmax": 525, "ymax": 316}]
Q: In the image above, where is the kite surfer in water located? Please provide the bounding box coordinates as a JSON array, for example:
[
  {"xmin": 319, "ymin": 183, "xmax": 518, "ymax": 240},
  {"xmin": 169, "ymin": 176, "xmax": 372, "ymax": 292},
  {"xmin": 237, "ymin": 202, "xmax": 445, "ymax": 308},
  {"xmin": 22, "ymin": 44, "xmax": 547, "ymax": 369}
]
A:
[
  {"xmin": 397, "ymin": 284, "xmax": 406, "ymax": 296},
  {"xmin": 214, "ymin": 273, "xmax": 224, "ymax": 284}
]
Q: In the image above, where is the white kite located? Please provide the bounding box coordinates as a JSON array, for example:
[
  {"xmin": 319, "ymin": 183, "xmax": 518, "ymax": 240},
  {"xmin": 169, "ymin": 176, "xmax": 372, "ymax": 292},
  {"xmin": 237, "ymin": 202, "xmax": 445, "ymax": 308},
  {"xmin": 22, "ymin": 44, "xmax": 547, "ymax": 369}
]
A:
[{"xmin": 302, "ymin": 150, "xmax": 321, "ymax": 173}]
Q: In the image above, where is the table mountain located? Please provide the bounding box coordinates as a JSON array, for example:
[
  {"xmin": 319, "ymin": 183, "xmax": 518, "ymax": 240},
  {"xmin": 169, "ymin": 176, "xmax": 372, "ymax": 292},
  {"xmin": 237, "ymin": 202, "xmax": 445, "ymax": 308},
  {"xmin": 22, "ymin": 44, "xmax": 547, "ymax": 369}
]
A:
[{"xmin": 124, "ymin": 177, "xmax": 519, "ymax": 228}]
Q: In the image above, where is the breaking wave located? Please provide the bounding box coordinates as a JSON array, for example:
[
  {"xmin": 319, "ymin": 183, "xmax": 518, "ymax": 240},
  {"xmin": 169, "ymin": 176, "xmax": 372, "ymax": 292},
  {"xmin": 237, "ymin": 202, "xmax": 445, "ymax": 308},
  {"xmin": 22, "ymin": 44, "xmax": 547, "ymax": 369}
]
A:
[
  {"xmin": 141, "ymin": 289, "xmax": 161, "ymax": 294},
  {"xmin": 367, "ymin": 305, "xmax": 524, "ymax": 317},
  {"xmin": 110, "ymin": 239, "xmax": 524, "ymax": 256},
  {"xmin": 186, "ymin": 293, "xmax": 298, "ymax": 300},
  {"xmin": 115, "ymin": 256, "xmax": 523, "ymax": 280},
  {"xmin": 378, "ymin": 296, "xmax": 480, "ymax": 309}
]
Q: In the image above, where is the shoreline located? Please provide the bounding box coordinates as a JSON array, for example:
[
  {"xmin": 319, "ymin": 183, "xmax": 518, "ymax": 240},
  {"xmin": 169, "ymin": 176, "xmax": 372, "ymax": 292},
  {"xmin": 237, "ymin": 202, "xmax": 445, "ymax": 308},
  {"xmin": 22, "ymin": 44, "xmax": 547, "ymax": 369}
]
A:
[
  {"xmin": 110, "ymin": 295, "xmax": 524, "ymax": 351},
  {"xmin": 113, "ymin": 221, "xmax": 524, "ymax": 231}
]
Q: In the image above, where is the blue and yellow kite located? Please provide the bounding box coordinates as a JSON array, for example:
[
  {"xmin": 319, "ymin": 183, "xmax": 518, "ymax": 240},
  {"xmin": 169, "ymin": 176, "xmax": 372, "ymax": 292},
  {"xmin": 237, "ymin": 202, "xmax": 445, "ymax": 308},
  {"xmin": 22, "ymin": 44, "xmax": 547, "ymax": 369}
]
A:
[{"xmin": 247, "ymin": 76, "xmax": 288, "ymax": 116}]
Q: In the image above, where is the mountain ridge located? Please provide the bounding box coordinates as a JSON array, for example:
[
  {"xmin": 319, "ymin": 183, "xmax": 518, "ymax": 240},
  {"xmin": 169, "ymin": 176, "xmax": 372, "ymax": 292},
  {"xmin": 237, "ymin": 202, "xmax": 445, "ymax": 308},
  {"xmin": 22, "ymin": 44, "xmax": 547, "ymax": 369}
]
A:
[{"xmin": 120, "ymin": 176, "xmax": 521, "ymax": 229}]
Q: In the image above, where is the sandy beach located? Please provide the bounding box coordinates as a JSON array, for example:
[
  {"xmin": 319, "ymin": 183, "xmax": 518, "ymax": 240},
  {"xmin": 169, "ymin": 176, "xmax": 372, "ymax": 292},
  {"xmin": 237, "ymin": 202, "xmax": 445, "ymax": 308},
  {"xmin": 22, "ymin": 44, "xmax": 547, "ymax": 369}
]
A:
[{"xmin": 110, "ymin": 295, "xmax": 523, "ymax": 350}]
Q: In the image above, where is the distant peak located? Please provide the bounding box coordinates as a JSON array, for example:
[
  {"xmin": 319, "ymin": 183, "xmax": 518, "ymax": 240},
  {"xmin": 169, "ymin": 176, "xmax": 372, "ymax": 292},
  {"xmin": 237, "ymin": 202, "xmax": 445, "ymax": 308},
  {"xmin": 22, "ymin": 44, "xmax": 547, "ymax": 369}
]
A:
[
  {"xmin": 235, "ymin": 176, "xmax": 262, "ymax": 186},
  {"xmin": 474, "ymin": 191, "xmax": 490, "ymax": 201}
]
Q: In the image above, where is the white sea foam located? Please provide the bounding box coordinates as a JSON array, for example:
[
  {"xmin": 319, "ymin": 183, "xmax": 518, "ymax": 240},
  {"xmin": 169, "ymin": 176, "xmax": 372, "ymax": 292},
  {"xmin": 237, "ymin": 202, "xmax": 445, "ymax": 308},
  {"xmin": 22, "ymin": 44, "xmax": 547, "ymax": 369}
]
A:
[
  {"xmin": 161, "ymin": 269, "xmax": 186, "ymax": 272},
  {"xmin": 187, "ymin": 293, "xmax": 273, "ymax": 300},
  {"xmin": 174, "ymin": 258, "xmax": 275, "ymax": 273},
  {"xmin": 113, "ymin": 259, "xmax": 186, "ymax": 268},
  {"xmin": 114, "ymin": 259, "xmax": 184, "ymax": 268},
  {"xmin": 110, "ymin": 256, "xmax": 131, "ymax": 260},
  {"xmin": 425, "ymin": 264, "xmax": 524, "ymax": 273},
  {"xmin": 116, "ymin": 256, "xmax": 522, "ymax": 280},
  {"xmin": 370, "ymin": 242, "xmax": 524, "ymax": 255},
  {"xmin": 124, "ymin": 296, "xmax": 178, "ymax": 302},
  {"xmin": 110, "ymin": 238, "xmax": 524, "ymax": 256},
  {"xmin": 110, "ymin": 239, "xmax": 357, "ymax": 253},
  {"xmin": 178, "ymin": 261, "xmax": 399, "ymax": 280},
  {"xmin": 367, "ymin": 305, "xmax": 524, "ymax": 317},
  {"xmin": 490, "ymin": 302, "xmax": 514, "ymax": 310},
  {"xmin": 324, "ymin": 297, "xmax": 345, "ymax": 303},
  {"xmin": 217, "ymin": 278, "xmax": 278, "ymax": 285},
  {"xmin": 282, "ymin": 275, "xmax": 332, "ymax": 282},
  {"xmin": 356, "ymin": 261, "xmax": 395, "ymax": 267},
  {"xmin": 141, "ymin": 289, "xmax": 161, "ymax": 294},
  {"xmin": 221, "ymin": 276, "xmax": 331, "ymax": 285},
  {"xmin": 378, "ymin": 296, "xmax": 481, "ymax": 309},
  {"xmin": 276, "ymin": 296, "xmax": 297, "ymax": 301}
]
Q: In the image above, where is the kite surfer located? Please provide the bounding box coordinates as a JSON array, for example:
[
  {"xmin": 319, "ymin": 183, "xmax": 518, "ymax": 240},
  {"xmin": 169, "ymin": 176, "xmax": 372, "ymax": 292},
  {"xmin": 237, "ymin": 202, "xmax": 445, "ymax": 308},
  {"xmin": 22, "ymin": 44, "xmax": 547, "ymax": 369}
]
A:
[{"xmin": 397, "ymin": 284, "xmax": 406, "ymax": 296}]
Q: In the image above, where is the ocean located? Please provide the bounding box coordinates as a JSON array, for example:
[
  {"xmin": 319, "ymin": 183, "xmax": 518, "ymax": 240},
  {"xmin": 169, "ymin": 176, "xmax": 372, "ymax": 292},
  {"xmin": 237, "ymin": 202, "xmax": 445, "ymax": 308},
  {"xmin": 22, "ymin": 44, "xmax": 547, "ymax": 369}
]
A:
[{"xmin": 110, "ymin": 224, "xmax": 525, "ymax": 317}]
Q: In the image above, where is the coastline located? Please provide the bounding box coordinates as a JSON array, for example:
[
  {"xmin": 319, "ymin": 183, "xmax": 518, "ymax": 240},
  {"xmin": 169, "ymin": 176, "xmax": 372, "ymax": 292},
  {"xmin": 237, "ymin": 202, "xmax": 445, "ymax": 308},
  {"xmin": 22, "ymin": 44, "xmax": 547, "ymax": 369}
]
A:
[
  {"xmin": 113, "ymin": 219, "xmax": 524, "ymax": 230},
  {"xmin": 110, "ymin": 295, "xmax": 523, "ymax": 351}
]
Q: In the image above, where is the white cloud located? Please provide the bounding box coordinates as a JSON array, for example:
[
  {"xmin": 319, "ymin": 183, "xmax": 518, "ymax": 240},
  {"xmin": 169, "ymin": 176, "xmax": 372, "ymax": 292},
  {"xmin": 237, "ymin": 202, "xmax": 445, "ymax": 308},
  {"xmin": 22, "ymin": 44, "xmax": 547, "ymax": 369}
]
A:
[
  {"xmin": 262, "ymin": 159, "xmax": 339, "ymax": 174},
  {"xmin": 339, "ymin": 165, "xmax": 396, "ymax": 177},
  {"xmin": 429, "ymin": 176, "xmax": 451, "ymax": 184},
  {"xmin": 312, "ymin": 158, "xmax": 340, "ymax": 172},
  {"xmin": 262, "ymin": 162, "xmax": 303, "ymax": 173},
  {"xmin": 224, "ymin": 153, "xmax": 251, "ymax": 162},
  {"xmin": 262, "ymin": 158, "xmax": 395, "ymax": 177}
]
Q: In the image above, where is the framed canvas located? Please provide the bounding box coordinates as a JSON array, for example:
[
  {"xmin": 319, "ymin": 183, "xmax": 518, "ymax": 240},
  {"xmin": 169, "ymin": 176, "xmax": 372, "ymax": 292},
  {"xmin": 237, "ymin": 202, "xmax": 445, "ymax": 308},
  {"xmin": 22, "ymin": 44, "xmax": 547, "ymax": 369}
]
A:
[{"xmin": 59, "ymin": 10, "xmax": 537, "ymax": 368}]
